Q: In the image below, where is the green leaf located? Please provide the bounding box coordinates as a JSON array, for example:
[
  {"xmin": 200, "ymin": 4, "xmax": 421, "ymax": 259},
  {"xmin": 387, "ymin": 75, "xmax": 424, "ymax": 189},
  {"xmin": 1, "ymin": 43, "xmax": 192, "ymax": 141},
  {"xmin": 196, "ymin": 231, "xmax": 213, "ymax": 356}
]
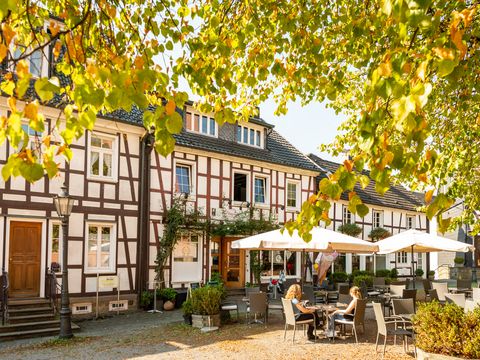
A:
[
  {"xmin": 437, "ymin": 59, "xmax": 457, "ymax": 77},
  {"xmin": 358, "ymin": 174, "xmax": 370, "ymax": 189},
  {"xmin": 165, "ymin": 112, "xmax": 183, "ymax": 134},
  {"xmin": 19, "ymin": 162, "xmax": 44, "ymax": 183},
  {"xmin": 356, "ymin": 204, "xmax": 369, "ymax": 218},
  {"xmin": 154, "ymin": 130, "xmax": 176, "ymax": 156},
  {"xmin": 34, "ymin": 77, "xmax": 60, "ymax": 102}
]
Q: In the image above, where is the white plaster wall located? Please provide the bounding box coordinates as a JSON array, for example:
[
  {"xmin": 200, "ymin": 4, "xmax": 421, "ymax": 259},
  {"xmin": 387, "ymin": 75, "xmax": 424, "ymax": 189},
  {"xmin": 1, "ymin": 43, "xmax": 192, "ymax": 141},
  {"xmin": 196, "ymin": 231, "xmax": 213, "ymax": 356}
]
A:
[
  {"xmin": 68, "ymin": 268, "xmax": 82, "ymax": 294},
  {"xmin": 211, "ymin": 158, "xmax": 220, "ymax": 176},
  {"xmin": 69, "ymin": 241, "xmax": 83, "ymax": 265},
  {"xmin": 69, "ymin": 173, "xmax": 84, "ymax": 197}
]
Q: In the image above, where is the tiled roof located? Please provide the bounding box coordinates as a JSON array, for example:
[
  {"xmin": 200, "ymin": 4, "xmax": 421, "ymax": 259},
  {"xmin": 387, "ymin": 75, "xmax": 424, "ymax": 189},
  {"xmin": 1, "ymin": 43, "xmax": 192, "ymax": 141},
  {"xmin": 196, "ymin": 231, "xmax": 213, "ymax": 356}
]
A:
[
  {"xmin": 174, "ymin": 129, "xmax": 319, "ymax": 172},
  {"xmin": 308, "ymin": 154, "xmax": 425, "ymax": 212}
]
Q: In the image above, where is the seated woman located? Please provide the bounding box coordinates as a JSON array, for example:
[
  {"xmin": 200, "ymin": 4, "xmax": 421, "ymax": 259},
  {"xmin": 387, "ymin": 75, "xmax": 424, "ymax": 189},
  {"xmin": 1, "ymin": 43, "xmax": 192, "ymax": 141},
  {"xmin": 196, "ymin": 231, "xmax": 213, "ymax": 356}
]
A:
[
  {"xmin": 285, "ymin": 284, "xmax": 321, "ymax": 341},
  {"xmin": 327, "ymin": 286, "xmax": 362, "ymax": 338}
]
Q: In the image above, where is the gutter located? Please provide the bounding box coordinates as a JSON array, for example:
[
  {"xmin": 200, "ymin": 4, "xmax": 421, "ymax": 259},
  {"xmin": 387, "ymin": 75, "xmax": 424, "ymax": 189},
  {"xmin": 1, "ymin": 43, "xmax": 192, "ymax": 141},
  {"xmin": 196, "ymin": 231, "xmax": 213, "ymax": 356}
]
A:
[{"xmin": 136, "ymin": 131, "xmax": 154, "ymax": 303}]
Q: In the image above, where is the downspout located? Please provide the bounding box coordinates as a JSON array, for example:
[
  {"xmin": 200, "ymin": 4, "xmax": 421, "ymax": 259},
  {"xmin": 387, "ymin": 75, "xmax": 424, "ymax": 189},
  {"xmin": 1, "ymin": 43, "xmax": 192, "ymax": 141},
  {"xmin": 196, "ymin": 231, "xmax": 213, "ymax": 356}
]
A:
[{"xmin": 136, "ymin": 131, "xmax": 154, "ymax": 305}]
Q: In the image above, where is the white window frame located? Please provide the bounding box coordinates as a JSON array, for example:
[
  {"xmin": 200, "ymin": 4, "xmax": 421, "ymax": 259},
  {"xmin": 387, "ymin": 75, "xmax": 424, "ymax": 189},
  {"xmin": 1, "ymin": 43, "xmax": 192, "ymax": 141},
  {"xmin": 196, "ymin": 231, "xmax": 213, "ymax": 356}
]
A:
[
  {"xmin": 397, "ymin": 251, "xmax": 408, "ymax": 264},
  {"xmin": 184, "ymin": 110, "xmax": 218, "ymax": 137},
  {"xmin": 232, "ymin": 170, "xmax": 250, "ymax": 204},
  {"xmin": 86, "ymin": 131, "xmax": 119, "ymax": 182},
  {"xmin": 84, "ymin": 222, "xmax": 117, "ymax": 274},
  {"xmin": 406, "ymin": 215, "xmax": 416, "ymax": 229},
  {"xmin": 10, "ymin": 44, "xmax": 48, "ymax": 78},
  {"xmin": 259, "ymin": 250, "xmax": 298, "ymax": 278},
  {"xmin": 372, "ymin": 210, "xmax": 384, "ymax": 228},
  {"xmin": 20, "ymin": 122, "xmax": 44, "ymax": 153},
  {"xmin": 236, "ymin": 124, "xmax": 264, "ymax": 148},
  {"xmin": 174, "ymin": 160, "xmax": 196, "ymax": 197},
  {"xmin": 173, "ymin": 233, "xmax": 199, "ymax": 263},
  {"xmin": 286, "ymin": 180, "xmax": 300, "ymax": 210},
  {"xmin": 48, "ymin": 221, "xmax": 62, "ymax": 273},
  {"xmin": 253, "ymin": 175, "xmax": 269, "ymax": 206},
  {"xmin": 343, "ymin": 206, "xmax": 355, "ymax": 224}
]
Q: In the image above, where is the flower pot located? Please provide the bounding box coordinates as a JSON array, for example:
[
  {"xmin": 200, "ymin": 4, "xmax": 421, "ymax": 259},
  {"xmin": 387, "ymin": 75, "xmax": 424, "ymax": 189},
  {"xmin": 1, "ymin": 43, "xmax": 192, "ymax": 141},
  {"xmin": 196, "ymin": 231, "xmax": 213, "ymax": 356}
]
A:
[
  {"xmin": 163, "ymin": 300, "xmax": 175, "ymax": 311},
  {"xmin": 183, "ymin": 314, "xmax": 192, "ymax": 325},
  {"xmin": 191, "ymin": 314, "xmax": 221, "ymax": 328},
  {"xmin": 417, "ymin": 348, "xmax": 466, "ymax": 360}
]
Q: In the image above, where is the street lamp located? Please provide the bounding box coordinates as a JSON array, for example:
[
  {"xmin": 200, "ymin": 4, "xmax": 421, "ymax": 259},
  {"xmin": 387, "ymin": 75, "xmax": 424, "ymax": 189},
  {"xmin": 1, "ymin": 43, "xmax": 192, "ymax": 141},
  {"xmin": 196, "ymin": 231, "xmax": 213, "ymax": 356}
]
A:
[{"xmin": 53, "ymin": 183, "xmax": 75, "ymax": 339}]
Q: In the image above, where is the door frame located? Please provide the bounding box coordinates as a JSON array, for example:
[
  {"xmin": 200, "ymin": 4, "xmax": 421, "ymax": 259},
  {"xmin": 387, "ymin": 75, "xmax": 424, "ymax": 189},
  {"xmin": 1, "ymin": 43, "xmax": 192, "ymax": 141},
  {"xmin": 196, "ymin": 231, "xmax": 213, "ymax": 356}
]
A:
[{"xmin": 5, "ymin": 218, "xmax": 47, "ymax": 298}]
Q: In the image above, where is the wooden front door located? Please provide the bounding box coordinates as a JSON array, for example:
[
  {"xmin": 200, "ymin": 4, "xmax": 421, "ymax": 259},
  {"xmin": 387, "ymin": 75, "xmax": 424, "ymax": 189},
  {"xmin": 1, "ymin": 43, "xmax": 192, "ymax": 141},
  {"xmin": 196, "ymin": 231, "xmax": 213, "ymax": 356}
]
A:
[
  {"xmin": 9, "ymin": 221, "xmax": 42, "ymax": 298},
  {"xmin": 221, "ymin": 237, "xmax": 245, "ymax": 288}
]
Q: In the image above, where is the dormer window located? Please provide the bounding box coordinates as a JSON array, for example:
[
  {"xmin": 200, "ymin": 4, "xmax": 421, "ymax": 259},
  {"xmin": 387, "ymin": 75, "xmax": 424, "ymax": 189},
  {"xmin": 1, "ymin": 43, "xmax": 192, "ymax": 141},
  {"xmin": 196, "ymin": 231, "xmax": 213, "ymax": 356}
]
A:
[
  {"xmin": 236, "ymin": 124, "xmax": 263, "ymax": 148},
  {"xmin": 12, "ymin": 46, "xmax": 43, "ymax": 78},
  {"xmin": 185, "ymin": 110, "xmax": 217, "ymax": 137}
]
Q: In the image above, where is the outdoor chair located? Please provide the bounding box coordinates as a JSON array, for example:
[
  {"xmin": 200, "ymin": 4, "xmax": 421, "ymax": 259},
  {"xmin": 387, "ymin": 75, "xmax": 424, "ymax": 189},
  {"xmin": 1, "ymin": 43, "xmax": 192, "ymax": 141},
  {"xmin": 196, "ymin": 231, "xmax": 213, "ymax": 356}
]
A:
[
  {"xmin": 392, "ymin": 299, "xmax": 415, "ymax": 318},
  {"xmin": 445, "ymin": 293, "xmax": 466, "ymax": 308},
  {"xmin": 390, "ymin": 285, "xmax": 406, "ymax": 297},
  {"xmin": 456, "ymin": 279, "xmax": 472, "ymax": 290},
  {"xmin": 282, "ymin": 278, "xmax": 299, "ymax": 294},
  {"xmin": 464, "ymin": 299, "xmax": 478, "ymax": 312},
  {"xmin": 303, "ymin": 285, "xmax": 316, "ymax": 305},
  {"xmin": 334, "ymin": 298, "xmax": 367, "ymax": 344},
  {"xmin": 338, "ymin": 283, "xmax": 350, "ymax": 295},
  {"xmin": 402, "ymin": 289, "xmax": 417, "ymax": 302},
  {"xmin": 247, "ymin": 292, "xmax": 268, "ymax": 326},
  {"xmin": 373, "ymin": 302, "xmax": 416, "ymax": 357},
  {"xmin": 221, "ymin": 300, "xmax": 240, "ymax": 320},
  {"xmin": 373, "ymin": 277, "xmax": 386, "ymax": 293},
  {"xmin": 338, "ymin": 293, "xmax": 352, "ymax": 306},
  {"xmin": 431, "ymin": 282, "xmax": 448, "ymax": 301},
  {"xmin": 428, "ymin": 289, "xmax": 442, "ymax": 303},
  {"xmin": 281, "ymin": 297, "xmax": 317, "ymax": 343},
  {"xmin": 246, "ymin": 287, "xmax": 260, "ymax": 297},
  {"xmin": 472, "ymin": 288, "xmax": 480, "ymax": 301},
  {"xmin": 422, "ymin": 279, "xmax": 432, "ymax": 292}
]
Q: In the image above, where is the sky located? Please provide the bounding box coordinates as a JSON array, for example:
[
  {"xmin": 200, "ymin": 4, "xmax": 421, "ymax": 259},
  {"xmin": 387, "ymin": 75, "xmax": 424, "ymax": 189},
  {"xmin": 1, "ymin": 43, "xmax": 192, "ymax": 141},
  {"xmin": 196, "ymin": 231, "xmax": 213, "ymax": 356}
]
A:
[{"xmin": 259, "ymin": 99, "xmax": 345, "ymax": 163}]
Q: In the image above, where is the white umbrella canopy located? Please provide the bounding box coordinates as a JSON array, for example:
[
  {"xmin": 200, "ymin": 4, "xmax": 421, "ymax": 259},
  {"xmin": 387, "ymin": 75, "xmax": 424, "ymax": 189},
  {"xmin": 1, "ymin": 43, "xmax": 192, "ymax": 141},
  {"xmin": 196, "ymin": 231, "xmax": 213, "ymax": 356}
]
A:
[
  {"xmin": 231, "ymin": 227, "xmax": 378, "ymax": 253},
  {"xmin": 376, "ymin": 229, "xmax": 474, "ymax": 254}
]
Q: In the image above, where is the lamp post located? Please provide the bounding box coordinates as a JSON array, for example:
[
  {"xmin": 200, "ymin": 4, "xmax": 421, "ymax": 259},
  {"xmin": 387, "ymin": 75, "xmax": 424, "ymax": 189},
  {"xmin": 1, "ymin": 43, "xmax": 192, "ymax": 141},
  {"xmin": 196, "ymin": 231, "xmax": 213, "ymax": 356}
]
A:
[{"xmin": 53, "ymin": 183, "xmax": 75, "ymax": 339}]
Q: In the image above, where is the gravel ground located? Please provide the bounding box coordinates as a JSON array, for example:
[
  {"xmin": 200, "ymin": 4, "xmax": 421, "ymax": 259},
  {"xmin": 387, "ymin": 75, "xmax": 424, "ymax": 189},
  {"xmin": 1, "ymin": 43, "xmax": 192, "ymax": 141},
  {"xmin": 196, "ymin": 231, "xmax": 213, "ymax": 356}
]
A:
[{"xmin": 0, "ymin": 309, "xmax": 415, "ymax": 360}]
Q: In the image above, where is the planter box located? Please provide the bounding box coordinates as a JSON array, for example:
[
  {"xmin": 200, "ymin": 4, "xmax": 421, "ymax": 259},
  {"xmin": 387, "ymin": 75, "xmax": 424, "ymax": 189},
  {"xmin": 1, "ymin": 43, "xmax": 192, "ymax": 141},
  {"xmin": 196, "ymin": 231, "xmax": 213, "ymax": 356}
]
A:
[
  {"xmin": 192, "ymin": 314, "xmax": 221, "ymax": 328},
  {"xmin": 417, "ymin": 348, "xmax": 466, "ymax": 360}
]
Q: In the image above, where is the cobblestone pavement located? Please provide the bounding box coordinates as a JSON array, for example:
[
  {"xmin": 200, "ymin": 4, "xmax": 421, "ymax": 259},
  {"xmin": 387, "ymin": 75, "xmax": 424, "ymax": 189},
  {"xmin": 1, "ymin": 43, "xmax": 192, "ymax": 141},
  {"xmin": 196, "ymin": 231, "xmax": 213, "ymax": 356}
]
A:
[{"xmin": 0, "ymin": 309, "xmax": 415, "ymax": 360}]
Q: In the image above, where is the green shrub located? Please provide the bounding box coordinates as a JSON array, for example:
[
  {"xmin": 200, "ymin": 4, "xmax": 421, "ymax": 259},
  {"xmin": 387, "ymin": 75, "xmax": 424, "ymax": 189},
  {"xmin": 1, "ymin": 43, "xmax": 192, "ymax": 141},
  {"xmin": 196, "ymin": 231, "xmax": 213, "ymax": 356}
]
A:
[
  {"xmin": 156, "ymin": 287, "xmax": 177, "ymax": 302},
  {"xmin": 428, "ymin": 270, "xmax": 435, "ymax": 277},
  {"xmin": 353, "ymin": 274, "xmax": 373, "ymax": 288},
  {"xmin": 337, "ymin": 223, "xmax": 362, "ymax": 237},
  {"xmin": 375, "ymin": 269, "xmax": 391, "ymax": 278},
  {"xmin": 190, "ymin": 286, "xmax": 223, "ymax": 315},
  {"xmin": 390, "ymin": 268, "xmax": 398, "ymax": 279},
  {"xmin": 454, "ymin": 256, "xmax": 464, "ymax": 265},
  {"xmin": 368, "ymin": 227, "xmax": 391, "ymax": 241},
  {"xmin": 413, "ymin": 302, "xmax": 480, "ymax": 359},
  {"xmin": 349, "ymin": 270, "xmax": 374, "ymax": 283},
  {"xmin": 140, "ymin": 291, "xmax": 153, "ymax": 308},
  {"xmin": 329, "ymin": 271, "xmax": 348, "ymax": 283},
  {"xmin": 415, "ymin": 268, "xmax": 424, "ymax": 278},
  {"xmin": 182, "ymin": 299, "xmax": 193, "ymax": 316}
]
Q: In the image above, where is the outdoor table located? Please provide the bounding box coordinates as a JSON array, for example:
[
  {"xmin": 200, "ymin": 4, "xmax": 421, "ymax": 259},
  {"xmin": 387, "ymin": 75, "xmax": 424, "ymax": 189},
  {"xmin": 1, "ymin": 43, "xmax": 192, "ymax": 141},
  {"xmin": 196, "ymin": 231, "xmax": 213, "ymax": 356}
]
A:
[
  {"xmin": 314, "ymin": 290, "xmax": 339, "ymax": 304},
  {"xmin": 398, "ymin": 313, "xmax": 414, "ymax": 321},
  {"xmin": 308, "ymin": 304, "xmax": 338, "ymax": 337},
  {"xmin": 449, "ymin": 288, "xmax": 473, "ymax": 297}
]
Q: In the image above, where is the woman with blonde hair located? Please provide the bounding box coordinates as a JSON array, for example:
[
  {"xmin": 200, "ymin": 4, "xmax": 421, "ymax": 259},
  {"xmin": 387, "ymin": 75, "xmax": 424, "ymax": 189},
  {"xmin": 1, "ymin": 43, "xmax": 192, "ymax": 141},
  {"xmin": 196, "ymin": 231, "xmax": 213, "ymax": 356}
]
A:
[
  {"xmin": 285, "ymin": 284, "xmax": 320, "ymax": 341},
  {"xmin": 326, "ymin": 286, "xmax": 362, "ymax": 338}
]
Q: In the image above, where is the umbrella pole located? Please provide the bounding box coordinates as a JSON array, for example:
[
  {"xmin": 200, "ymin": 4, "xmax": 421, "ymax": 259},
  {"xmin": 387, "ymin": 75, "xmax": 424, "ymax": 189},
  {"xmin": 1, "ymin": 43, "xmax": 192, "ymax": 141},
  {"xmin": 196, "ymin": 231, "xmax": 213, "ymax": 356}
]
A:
[{"xmin": 411, "ymin": 245, "xmax": 415, "ymax": 289}]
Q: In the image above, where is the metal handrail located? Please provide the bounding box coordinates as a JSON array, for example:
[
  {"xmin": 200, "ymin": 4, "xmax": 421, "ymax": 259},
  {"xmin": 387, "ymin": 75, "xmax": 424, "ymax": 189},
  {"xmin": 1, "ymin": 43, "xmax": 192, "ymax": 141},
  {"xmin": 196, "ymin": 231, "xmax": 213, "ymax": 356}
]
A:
[
  {"xmin": 1, "ymin": 270, "xmax": 9, "ymax": 325},
  {"xmin": 45, "ymin": 269, "xmax": 61, "ymax": 315}
]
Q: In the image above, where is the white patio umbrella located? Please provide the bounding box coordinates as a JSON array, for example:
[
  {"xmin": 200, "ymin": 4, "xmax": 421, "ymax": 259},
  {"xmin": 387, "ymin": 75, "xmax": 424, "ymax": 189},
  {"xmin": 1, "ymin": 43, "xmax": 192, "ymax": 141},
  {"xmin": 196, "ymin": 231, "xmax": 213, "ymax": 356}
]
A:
[
  {"xmin": 376, "ymin": 229, "xmax": 474, "ymax": 287},
  {"xmin": 231, "ymin": 227, "xmax": 379, "ymax": 253}
]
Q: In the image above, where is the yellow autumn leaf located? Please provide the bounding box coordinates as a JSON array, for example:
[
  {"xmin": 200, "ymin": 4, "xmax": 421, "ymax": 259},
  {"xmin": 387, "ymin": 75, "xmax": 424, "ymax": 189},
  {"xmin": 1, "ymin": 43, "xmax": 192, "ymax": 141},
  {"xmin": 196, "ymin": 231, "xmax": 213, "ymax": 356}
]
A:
[
  {"xmin": 377, "ymin": 61, "xmax": 392, "ymax": 77},
  {"xmin": 343, "ymin": 159, "xmax": 354, "ymax": 172},
  {"xmin": 1, "ymin": 23, "xmax": 16, "ymax": 46},
  {"xmin": 425, "ymin": 189, "xmax": 434, "ymax": 204},
  {"xmin": 0, "ymin": 43, "xmax": 8, "ymax": 62},
  {"xmin": 433, "ymin": 47, "xmax": 455, "ymax": 60},
  {"xmin": 8, "ymin": 97, "xmax": 16, "ymax": 112},
  {"xmin": 49, "ymin": 20, "xmax": 60, "ymax": 37},
  {"xmin": 16, "ymin": 60, "xmax": 29, "ymax": 79},
  {"xmin": 24, "ymin": 101, "xmax": 38, "ymax": 121},
  {"xmin": 416, "ymin": 61, "xmax": 428, "ymax": 81},
  {"xmin": 165, "ymin": 99, "xmax": 176, "ymax": 115}
]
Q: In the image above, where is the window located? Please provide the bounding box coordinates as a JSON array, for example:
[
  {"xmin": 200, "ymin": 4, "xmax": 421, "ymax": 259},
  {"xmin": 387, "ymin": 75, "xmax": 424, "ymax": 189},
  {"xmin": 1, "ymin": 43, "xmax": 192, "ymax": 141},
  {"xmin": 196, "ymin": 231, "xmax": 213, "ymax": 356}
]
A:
[
  {"xmin": 343, "ymin": 206, "xmax": 355, "ymax": 224},
  {"xmin": 173, "ymin": 234, "xmax": 199, "ymax": 262},
  {"xmin": 88, "ymin": 133, "xmax": 117, "ymax": 181},
  {"xmin": 260, "ymin": 250, "xmax": 297, "ymax": 276},
  {"xmin": 397, "ymin": 251, "xmax": 408, "ymax": 264},
  {"xmin": 50, "ymin": 223, "xmax": 62, "ymax": 272},
  {"xmin": 20, "ymin": 123, "xmax": 43, "ymax": 152},
  {"xmin": 175, "ymin": 165, "xmax": 191, "ymax": 194},
  {"xmin": 286, "ymin": 182, "xmax": 299, "ymax": 208},
  {"xmin": 86, "ymin": 224, "xmax": 116, "ymax": 272},
  {"xmin": 12, "ymin": 46, "xmax": 43, "ymax": 77},
  {"xmin": 185, "ymin": 111, "xmax": 217, "ymax": 136},
  {"xmin": 417, "ymin": 253, "xmax": 423, "ymax": 269},
  {"xmin": 372, "ymin": 210, "xmax": 384, "ymax": 228},
  {"xmin": 237, "ymin": 125, "xmax": 263, "ymax": 148},
  {"xmin": 233, "ymin": 173, "xmax": 248, "ymax": 202},
  {"xmin": 254, "ymin": 177, "xmax": 266, "ymax": 204},
  {"xmin": 406, "ymin": 215, "xmax": 416, "ymax": 229}
]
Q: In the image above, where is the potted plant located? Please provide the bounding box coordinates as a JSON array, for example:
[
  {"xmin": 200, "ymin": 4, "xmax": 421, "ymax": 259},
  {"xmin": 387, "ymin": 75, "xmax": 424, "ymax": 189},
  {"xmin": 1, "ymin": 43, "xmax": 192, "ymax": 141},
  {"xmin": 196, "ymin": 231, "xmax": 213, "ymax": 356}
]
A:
[
  {"xmin": 182, "ymin": 299, "xmax": 193, "ymax": 325},
  {"xmin": 428, "ymin": 270, "xmax": 435, "ymax": 280},
  {"xmin": 454, "ymin": 256, "xmax": 464, "ymax": 267},
  {"xmin": 368, "ymin": 227, "xmax": 391, "ymax": 241},
  {"xmin": 413, "ymin": 301, "xmax": 480, "ymax": 359},
  {"xmin": 337, "ymin": 223, "xmax": 362, "ymax": 237},
  {"xmin": 415, "ymin": 268, "xmax": 425, "ymax": 278},
  {"xmin": 157, "ymin": 288, "xmax": 177, "ymax": 311},
  {"xmin": 190, "ymin": 286, "xmax": 223, "ymax": 328},
  {"xmin": 140, "ymin": 290, "xmax": 154, "ymax": 310}
]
